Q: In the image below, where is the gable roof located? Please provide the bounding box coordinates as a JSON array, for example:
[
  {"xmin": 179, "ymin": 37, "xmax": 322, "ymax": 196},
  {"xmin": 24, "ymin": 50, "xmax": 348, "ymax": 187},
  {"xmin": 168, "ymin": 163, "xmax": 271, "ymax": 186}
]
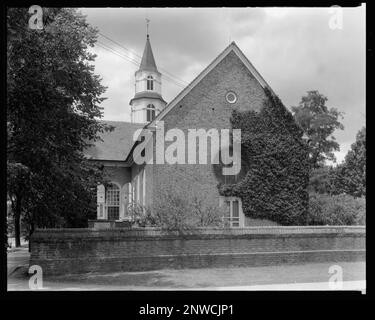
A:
[
  {"xmin": 138, "ymin": 35, "xmax": 158, "ymax": 73},
  {"xmin": 145, "ymin": 41, "xmax": 274, "ymax": 130},
  {"xmin": 84, "ymin": 121, "xmax": 144, "ymax": 161},
  {"xmin": 125, "ymin": 41, "xmax": 275, "ymax": 165}
]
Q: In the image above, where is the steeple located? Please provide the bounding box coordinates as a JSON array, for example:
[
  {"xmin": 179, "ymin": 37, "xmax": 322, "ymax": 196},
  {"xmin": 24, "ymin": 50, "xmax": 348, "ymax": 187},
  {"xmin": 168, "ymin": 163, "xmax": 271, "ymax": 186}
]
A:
[
  {"xmin": 138, "ymin": 35, "xmax": 158, "ymax": 73},
  {"xmin": 129, "ymin": 22, "xmax": 167, "ymax": 124}
]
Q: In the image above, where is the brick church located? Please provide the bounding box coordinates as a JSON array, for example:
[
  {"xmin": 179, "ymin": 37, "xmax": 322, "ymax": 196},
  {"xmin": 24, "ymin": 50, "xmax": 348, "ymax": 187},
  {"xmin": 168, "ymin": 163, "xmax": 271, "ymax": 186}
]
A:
[{"xmin": 84, "ymin": 32, "xmax": 279, "ymax": 227}]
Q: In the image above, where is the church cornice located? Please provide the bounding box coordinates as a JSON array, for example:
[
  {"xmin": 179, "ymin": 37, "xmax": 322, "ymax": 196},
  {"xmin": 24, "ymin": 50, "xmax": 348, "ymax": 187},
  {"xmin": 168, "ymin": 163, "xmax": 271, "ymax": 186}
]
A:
[
  {"xmin": 135, "ymin": 69, "xmax": 161, "ymax": 77},
  {"xmin": 129, "ymin": 91, "xmax": 167, "ymax": 105},
  {"xmin": 135, "ymin": 77, "xmax": 161, "ymax": 84}
]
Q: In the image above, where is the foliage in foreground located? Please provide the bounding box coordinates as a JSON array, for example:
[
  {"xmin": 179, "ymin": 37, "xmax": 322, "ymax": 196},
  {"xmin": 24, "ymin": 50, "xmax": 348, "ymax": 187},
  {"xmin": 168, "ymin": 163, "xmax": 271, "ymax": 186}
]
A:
[
  {"xmin": 306, "ymin": 193, "xmax": 365, "ymax": 225},
  {"xmin": 7, "ymin": 8, "xmax": 109, "ymax": 245},
  {"xmin": 151, "ymin": 186, "xmax": 226, "ymax": 232}
]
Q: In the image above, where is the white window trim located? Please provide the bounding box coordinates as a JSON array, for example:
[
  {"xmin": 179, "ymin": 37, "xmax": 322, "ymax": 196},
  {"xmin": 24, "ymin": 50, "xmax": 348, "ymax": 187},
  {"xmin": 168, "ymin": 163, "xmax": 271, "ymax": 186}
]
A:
[
  {"xmin": 226, "ymin": 91, "xmax": 237, "ymax": 104},
  {"xmin": 105, "ymin": 182, "xmax": 121, "ymax": 221},
  {"xmin": 220, "ymin": 196, "xmax": 244, "ymax": 228}
]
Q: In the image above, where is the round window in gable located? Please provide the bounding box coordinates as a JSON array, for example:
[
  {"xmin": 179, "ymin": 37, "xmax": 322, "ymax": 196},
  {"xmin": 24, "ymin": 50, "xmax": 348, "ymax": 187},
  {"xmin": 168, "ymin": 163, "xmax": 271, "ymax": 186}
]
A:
[{"xmin": 226, "ymin": 91, "xmax": 237, "ymax": 104}]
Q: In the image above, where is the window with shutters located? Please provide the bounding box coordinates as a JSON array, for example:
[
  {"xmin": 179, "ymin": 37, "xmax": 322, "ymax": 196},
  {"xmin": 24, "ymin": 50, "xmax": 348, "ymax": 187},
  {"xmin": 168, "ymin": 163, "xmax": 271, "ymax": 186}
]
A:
[{"xmin": 106, "ymin": 183, "xmax": 120, "ymax": 220}]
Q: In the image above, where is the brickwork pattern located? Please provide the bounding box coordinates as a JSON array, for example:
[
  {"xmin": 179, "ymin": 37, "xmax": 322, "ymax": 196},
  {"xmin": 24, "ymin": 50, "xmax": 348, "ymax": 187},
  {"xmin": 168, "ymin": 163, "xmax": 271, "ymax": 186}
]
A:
[{"xmin": 30, "ymin": 226, "xmax": 365, "ymax": 276}]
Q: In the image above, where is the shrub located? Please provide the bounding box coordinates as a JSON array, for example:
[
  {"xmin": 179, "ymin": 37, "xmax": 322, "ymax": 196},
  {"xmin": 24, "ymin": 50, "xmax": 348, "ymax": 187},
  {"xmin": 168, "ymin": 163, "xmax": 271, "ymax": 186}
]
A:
[
  {"xmin": 126, "ymin": 202, "xmax": 150, "ymax": 226},
  {"xmin": 152, "ymin": 186, "xmax": 226, "ymax": 232},
  {"xmin": 306, "ymin": 193, "xmax": 365, "ymax": 225}
]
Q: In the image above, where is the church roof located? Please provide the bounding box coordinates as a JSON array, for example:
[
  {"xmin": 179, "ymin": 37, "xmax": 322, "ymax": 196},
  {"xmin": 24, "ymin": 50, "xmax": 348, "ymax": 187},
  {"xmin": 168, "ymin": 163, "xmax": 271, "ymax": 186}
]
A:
[
  {"xmin": 138, "ymin": 35, "xmax": 158, "ymax": 73},
  {"xmin": 84, "ymin": 121, "xmax": 144, "ymax": 161}
]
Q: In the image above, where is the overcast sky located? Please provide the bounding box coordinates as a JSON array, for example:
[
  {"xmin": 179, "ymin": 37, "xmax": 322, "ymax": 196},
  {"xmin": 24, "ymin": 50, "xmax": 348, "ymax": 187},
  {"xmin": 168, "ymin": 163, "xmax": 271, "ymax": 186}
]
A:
[{"xmin": 80, "ymin": 6, "xmax": 366, "ymax": 165}]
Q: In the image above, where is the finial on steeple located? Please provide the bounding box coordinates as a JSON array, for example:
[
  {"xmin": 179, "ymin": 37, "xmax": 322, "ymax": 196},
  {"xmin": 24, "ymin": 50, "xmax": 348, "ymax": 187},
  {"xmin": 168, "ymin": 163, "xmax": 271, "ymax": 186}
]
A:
[
  {"xmin": 146, "ymin": 18, "xmax": 150, "ymax": 38},
  {"xmin": 138, "ymin": 22, "xmax": 158, "ymax": 73}
]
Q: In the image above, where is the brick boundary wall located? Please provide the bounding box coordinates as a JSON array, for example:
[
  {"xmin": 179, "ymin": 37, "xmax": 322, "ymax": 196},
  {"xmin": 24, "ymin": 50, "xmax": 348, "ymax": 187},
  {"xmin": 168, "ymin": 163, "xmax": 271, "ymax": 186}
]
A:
[{"xmin": 29, "ymin": 226, "xmax": 365, "ymax": 276}]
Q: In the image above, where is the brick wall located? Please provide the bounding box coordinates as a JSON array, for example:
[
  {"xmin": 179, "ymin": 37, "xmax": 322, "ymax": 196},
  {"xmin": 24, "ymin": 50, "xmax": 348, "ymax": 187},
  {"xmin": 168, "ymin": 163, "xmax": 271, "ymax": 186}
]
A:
[{"xmin": 30, "ymin": 226, "xmax": 365, "ymax": 276}]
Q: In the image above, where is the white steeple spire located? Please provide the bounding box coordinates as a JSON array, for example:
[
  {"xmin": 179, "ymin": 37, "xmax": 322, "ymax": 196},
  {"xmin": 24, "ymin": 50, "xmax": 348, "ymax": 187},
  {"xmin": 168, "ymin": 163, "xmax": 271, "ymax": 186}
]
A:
[{"xmin": 130, "ymin": 26, "xmax": 167, "ymax": 124}]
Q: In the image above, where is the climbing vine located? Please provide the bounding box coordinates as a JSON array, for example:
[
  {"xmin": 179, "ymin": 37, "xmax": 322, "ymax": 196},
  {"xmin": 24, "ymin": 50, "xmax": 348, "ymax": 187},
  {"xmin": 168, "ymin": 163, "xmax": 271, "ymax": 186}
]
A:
[{"xmin": 217, "ymin": 88, "xmax": 310, "ymax": 225}]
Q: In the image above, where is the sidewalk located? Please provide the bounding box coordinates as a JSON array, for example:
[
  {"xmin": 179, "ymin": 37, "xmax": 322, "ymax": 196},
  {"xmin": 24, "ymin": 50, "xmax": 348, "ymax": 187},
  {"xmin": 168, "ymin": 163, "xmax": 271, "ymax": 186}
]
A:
[{"xmin": 194, "ymin": 280, "xmax": 366, "ymax": 292}]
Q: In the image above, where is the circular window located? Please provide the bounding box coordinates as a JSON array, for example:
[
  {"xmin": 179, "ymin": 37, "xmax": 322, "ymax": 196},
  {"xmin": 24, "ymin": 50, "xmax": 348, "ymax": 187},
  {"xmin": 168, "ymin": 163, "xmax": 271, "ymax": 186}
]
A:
[{"xmin": 226, "ymin": 91, "xmax": 237, "ymax": 104}]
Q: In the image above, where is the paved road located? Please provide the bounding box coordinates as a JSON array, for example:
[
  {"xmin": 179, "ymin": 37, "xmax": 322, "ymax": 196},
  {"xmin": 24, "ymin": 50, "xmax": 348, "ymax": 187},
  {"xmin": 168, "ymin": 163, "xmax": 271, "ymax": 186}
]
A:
[{"xmin": 7, "ymin": 248, "xmax": 365, "ymax": 291}]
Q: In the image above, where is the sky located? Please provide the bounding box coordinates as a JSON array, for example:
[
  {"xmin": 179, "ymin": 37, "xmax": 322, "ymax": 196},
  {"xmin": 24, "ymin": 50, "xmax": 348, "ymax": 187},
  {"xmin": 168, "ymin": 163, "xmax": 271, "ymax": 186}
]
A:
[{"xmin": 80, "ymin": 6, "xmax": 366, "ymax": 165}]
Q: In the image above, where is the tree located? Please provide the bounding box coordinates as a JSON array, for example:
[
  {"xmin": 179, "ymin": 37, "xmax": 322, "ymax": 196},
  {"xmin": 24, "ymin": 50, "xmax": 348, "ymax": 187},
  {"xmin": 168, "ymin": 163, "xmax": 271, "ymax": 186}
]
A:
[
  {"xmin": 7, "ymin": 8, "xmax": 109, "ymax": 246},
  {"xmin": 308, "ymin": 166, "xmax": 336, "ymax": 195},
  {"xmin": 333, "ymin": 127, "xmax": 366, "ymax": 197},
  {"xmin": 291, "ymin": 91, "xmax": 344, "ymax": 168},
  {"xmin": 218, "ymin": 88, "xmax": 310, "ymax": 225}
]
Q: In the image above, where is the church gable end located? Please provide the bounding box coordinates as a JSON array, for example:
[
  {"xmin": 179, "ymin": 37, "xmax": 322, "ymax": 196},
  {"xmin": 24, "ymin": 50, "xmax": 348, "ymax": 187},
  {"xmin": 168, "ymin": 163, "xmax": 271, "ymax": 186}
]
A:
[
  {"xmin": 147, "ymin": 45, "xmax": 273, "ymax": 213},
  {"xmin": 162, "ymin": 49, "xmax": 267, "ymax": 131}
]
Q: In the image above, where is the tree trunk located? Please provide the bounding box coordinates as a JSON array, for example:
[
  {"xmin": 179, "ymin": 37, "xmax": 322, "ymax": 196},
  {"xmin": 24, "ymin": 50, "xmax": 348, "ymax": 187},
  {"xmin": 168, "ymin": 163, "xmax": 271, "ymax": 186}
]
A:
[
  {"xmin": 28, "ymin": 220, "xmax": 34, "ymax": 253},
  {"xmin": 14, "ymin": 197, "xmax": 21, "ymax": 247}
]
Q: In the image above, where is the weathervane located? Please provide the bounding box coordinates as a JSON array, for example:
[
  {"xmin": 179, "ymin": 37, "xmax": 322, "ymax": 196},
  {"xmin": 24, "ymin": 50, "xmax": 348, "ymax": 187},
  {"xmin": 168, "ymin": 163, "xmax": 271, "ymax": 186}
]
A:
[{"xmin": 146, "ymin": 18, "xmax": 150, "ymax": 37}]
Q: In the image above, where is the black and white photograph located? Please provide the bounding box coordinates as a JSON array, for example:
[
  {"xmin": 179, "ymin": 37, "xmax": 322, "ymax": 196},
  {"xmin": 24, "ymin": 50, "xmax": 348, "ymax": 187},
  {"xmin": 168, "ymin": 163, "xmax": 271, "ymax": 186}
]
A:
[{"xmin": 4, "ymin": 4, "xmax": 366, "ymax": 301}]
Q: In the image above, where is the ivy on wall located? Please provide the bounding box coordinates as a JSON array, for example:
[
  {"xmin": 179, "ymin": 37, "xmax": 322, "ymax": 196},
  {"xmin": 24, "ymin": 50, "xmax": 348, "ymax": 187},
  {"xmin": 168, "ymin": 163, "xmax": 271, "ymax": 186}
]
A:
[{"xmin": 217, "ymin": 88, "xmax": 310, "ymax": 225}]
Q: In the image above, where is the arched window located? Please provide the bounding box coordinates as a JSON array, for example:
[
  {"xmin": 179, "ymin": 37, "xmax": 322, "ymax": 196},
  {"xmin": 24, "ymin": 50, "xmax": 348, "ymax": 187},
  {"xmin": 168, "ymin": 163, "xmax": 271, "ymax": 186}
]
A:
[
  {"xmin": 146, "ymin": 104, "xmax": 156, "ymax": 122},
  {"xmin": 106, "ymin": 183, "xmax": 120, "ymax": 220},
  {"xmin": 147, "ymin": 75, "xmax": 154, "ymax": 91}
]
